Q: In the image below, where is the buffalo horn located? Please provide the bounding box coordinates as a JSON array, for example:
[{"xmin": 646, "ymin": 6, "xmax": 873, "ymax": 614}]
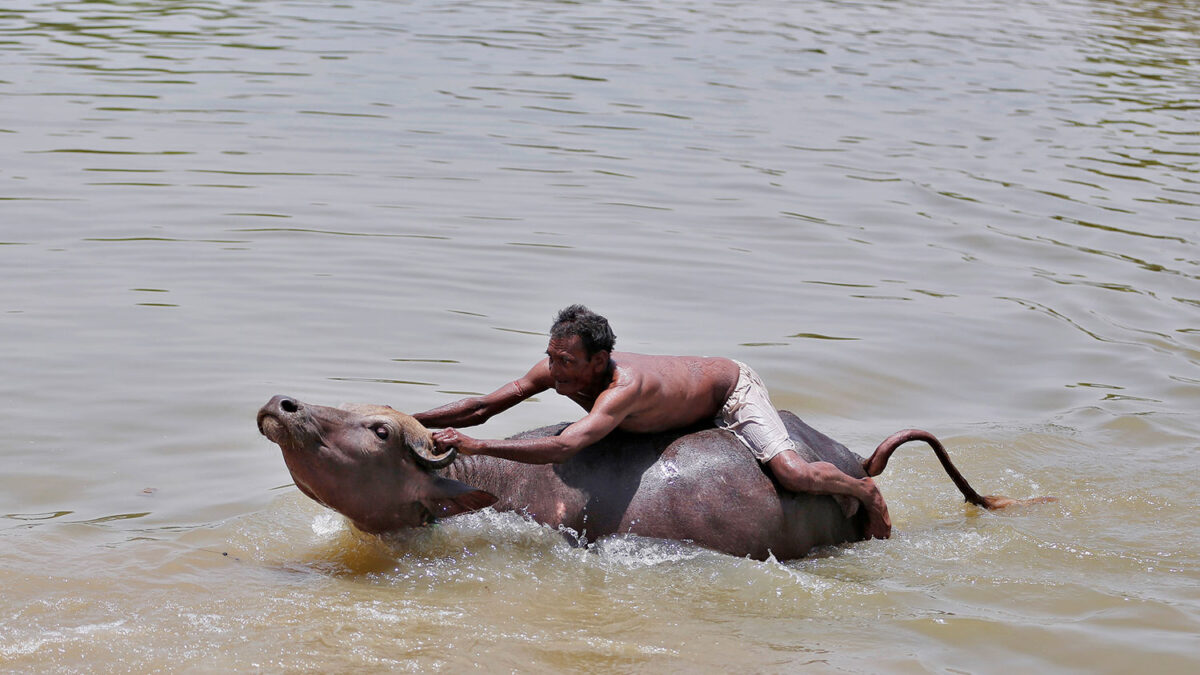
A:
[{"xmin": 412, "ymin": 443, "xmax": 457, "ymax": 470}]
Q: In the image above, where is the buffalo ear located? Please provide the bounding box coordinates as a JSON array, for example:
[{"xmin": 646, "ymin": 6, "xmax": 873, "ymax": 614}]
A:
[{"xmin": 420, "ymin": 476, "xmax": 498, "ymax": 519}]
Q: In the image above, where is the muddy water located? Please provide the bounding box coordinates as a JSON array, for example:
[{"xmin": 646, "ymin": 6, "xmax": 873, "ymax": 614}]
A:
[{"xmin": 2, "ymin": 0, "xmax": 1198, "ymax": 671}]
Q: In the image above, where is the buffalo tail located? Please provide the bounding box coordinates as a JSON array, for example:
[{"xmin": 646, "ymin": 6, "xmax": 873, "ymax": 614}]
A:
[{"xmin": 861, "ymin": 429, "xmax": 1056, "ymax": 509}]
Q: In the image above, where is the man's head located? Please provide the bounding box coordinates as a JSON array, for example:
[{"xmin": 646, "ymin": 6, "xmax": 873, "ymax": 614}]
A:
[
  {"xmin": 550, "ymin": 304, "xmax": 616, "ymax": 357},
  {"xmin": 546, "ymin": 305, "xmax": 616, "ymax": 397}
]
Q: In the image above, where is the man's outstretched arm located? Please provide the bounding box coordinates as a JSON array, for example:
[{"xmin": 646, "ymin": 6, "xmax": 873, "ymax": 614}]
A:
[
  {"xmin": 431, "ymin": 406, "xmax": 623, "ymax": 464},
  {"xmin": 431, "ymin": 379, "xmax": 636, "ymax": 464},
  {"xmin": 413, "ymin": 361, "xmax": 550, "ymax": 429}
]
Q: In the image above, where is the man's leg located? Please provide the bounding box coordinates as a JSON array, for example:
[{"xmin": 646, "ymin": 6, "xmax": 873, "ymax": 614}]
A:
[
  {"xmin": 717, "ymin": 362, "xmax": 891, "ymax": 539},
  {"xmin": 766, "ymin": 450, "xmax": 892, "ymax": 539}
]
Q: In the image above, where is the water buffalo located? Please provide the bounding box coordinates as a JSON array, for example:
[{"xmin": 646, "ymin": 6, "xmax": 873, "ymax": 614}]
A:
[{"xmin": 256, "ymin": 395, "xmax": 1051, "ymax": 560}]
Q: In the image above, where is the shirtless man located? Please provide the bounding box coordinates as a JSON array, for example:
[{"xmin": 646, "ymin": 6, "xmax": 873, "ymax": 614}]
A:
[{"xmin": 415, "ymin": 305, "xmax": 891, "ymax": 539}]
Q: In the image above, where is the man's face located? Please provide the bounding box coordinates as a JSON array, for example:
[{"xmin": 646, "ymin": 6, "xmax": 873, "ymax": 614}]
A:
[{"xmin": 546, "ymin": 334, "xmax": 605, "ymax": 396}]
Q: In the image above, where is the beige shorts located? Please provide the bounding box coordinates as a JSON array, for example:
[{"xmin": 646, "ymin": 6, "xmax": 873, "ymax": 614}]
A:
[{"xmin": 715, "ymin": 361, "xmax": 800, "ymax": 463}]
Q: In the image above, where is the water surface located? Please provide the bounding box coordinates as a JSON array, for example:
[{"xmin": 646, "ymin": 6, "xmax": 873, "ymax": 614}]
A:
[{"xmin": 2, "ymin": 0, "xmax": 1198, "ymax": 671}]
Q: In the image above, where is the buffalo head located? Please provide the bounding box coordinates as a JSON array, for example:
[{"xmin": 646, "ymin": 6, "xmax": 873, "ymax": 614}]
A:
[{"xmin": 256, "ymin": 395, "xmax": 497, "ymax": 533}]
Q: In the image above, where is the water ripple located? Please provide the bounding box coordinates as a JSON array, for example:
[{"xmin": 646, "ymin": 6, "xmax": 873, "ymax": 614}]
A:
[{"xmin": 3, "ymin": 0, "xmax": 1200, "ymax": 671}]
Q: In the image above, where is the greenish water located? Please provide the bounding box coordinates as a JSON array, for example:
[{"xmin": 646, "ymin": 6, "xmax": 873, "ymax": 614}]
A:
[{"xmin": 2, "ymin": 0, "xmax": 1198, "ymax": 671}]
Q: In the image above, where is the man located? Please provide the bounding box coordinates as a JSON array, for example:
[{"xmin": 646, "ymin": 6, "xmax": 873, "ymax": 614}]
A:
[{"xmin": 414, "ymin": 305, "xmax": 890, "ymax": 539}]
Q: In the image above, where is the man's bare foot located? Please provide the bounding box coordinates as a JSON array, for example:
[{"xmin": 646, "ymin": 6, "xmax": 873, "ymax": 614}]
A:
[
  {"xmin": 865, "ymin": 509, "xmax": 891, "ymax": 539},
  {"xmin": 862, "ymin": 477, "xmax": 891, "ymax": 539}
]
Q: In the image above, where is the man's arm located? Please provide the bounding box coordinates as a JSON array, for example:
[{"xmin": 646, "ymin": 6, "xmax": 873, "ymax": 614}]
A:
[
  {"xmin": 412, "ymin": 361, "xmax": 551, "ymax": 429},
  {"xmin": 432, "ymin": 377, "xmax": 637, "ymax": 464},
  {"xmin": 431, "ymin": 410, "xmax": 618, "ymax": 464}
]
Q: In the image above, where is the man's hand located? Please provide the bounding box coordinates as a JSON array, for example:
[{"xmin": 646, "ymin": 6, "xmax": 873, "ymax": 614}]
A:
[{"xmin": 432, "ymin": 427, "xmax": 482, "ymax": 456}]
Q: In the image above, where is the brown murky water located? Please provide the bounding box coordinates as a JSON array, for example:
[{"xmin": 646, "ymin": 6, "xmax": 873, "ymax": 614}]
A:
[{"xmin": 2, "ymin": 0, "xmax": 1198, "ymax": 671}]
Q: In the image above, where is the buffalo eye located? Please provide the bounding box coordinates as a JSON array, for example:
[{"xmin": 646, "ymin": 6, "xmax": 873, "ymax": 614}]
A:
[{"xmin": 373, "ymin": 425, "xmax": 390, "ymax": 441}]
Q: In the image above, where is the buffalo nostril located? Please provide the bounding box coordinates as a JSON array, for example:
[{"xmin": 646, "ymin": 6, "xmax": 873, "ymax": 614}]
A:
[{"xmin": 280, "ymin": 398, "xmax": 299, "ymax": 414}]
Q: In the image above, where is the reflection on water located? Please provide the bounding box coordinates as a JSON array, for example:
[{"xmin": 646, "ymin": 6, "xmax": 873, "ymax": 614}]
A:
[{"xmin": 2, "ymin": 0, "xmax": 1199, "ymax": 671}]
